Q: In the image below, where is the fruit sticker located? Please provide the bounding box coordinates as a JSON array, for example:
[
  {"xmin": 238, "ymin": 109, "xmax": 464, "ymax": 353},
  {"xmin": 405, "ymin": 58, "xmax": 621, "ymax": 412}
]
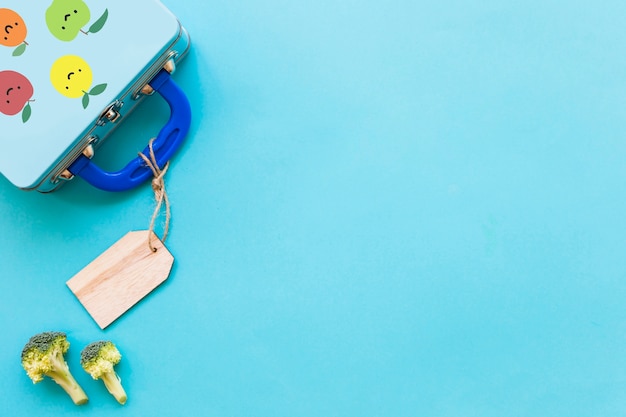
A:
[
  {"xmin": 0, "ymin": 8, "xmax": 29, "ymax": 56},
  {"xmin": 45, "ymin": 0, "xmax": 108, "ymax": 42},
  {"xmin": 50, "ymin": 55, "xmax": 107, "ymax": 109},
  {"xmin": 0, "ymin": 70, "xmax": 34, "ymax": 123}
]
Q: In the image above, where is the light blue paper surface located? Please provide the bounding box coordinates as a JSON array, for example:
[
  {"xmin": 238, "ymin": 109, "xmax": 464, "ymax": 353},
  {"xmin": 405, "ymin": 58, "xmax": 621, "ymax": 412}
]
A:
[{"xmin": 1, "ymin": 1, "xmax": 625, "ymax": 415}]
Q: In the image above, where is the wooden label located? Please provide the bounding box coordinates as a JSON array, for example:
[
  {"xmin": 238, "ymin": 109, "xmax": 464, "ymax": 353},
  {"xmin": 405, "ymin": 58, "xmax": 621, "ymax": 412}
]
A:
[{"xmin": 66, "ymin": 230, "xmax": 174, "ymax": 329}]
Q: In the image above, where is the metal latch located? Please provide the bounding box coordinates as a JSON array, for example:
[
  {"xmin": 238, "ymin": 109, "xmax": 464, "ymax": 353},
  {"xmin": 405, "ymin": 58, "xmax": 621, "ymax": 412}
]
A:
[{"xmin": 98, "ymin": 100, "xmax": 123, "ymax": 125}]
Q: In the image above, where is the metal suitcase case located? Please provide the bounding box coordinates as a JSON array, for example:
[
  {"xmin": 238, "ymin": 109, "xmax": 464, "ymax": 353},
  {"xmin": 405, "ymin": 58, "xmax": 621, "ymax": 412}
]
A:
[{"xmin": 0, "ymin": 0, "xmax": 191, "ymax": 192}]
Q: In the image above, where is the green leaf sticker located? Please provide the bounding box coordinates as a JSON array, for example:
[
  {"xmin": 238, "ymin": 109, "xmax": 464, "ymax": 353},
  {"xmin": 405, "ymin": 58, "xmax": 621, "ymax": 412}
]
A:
[
  {"xmin": 88, "ymin": 9, "xmax": 109, "ymax": 34},
  {"xmin": 12, "ymin": 43, "xmax": 26, "ymax": 57},
  {"xmin": 21, "ymin": 103, "xmax": 31, "ymax": 123},
  {"xmin": 82, "ymin": 93, "xmax": 90, "ymax": 109},
  {"xmin": 89, "ymin": 83, "xmax": 107, "ymax": 96}
]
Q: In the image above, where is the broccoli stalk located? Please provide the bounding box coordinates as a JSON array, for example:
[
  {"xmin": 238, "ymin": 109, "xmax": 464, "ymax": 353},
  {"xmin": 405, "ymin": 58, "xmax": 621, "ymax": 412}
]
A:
[
  {"xmin": 99, "ymin": 368, "xmax": 127, "ymax": 403},
  {"xmin": 80, "ymin": 341, "xmax": 127, "ymax": 405},
  {"xmin": 21, "ymin": 331, "xmax": 89, "ymax": 405}
]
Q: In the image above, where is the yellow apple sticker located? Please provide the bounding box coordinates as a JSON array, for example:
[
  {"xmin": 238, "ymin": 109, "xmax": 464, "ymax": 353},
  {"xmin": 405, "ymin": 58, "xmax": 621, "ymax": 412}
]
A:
[{"xmin": 50, "ymin": 54, "xmax": 106, "ymax": 108}]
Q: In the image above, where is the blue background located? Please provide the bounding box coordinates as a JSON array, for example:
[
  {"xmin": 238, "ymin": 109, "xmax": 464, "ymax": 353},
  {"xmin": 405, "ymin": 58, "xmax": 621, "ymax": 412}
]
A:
[{"xmin": 1, "ymin": 0, "xmax": 625, "ymax": 415}]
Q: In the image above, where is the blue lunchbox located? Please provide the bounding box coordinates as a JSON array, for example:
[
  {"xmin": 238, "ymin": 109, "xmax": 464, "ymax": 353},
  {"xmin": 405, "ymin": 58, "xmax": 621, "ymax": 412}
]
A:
[{"xmin": 0, "ymin": 0, "xmax": 191, "ymax": 192}]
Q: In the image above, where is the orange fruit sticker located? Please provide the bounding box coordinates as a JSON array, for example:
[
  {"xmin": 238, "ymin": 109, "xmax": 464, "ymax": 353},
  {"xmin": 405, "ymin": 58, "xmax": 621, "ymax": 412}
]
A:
[{"xmin": 0, "ymin": 8, "xmax": 27, "ymax": 48}]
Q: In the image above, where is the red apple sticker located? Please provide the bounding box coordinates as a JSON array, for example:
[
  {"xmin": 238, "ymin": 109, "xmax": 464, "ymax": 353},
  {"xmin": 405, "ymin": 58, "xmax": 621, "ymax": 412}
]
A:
[{"xmin": 0, "ymin": 70, "xmax": 34, "ymax": 122}]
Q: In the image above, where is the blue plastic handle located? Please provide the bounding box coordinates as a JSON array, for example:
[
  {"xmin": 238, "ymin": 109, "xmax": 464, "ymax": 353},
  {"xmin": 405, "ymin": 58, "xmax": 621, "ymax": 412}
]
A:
[{"xmin": 68, "ymin": 69, "xmax": 191, "ymax": 192}]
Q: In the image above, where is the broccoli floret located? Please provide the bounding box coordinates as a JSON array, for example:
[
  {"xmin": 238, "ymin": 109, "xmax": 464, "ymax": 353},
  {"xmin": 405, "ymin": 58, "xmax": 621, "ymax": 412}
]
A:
[
  {"xmin": 80, "ymin": 341, "xmax": 127, "ymax": 405},
  {"xmin": 21, "ymin": 331, "xmax": 89, "ymax": 405}
]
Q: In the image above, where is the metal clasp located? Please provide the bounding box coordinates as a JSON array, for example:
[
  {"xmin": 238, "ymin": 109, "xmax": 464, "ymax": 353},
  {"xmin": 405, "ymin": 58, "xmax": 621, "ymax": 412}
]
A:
[{"xmin": 98, "ymin": 100, "xmax": 123, "ymax": 125}]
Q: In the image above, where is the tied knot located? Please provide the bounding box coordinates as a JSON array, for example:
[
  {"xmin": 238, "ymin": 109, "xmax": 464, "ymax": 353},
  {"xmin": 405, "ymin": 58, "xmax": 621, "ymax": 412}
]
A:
[
  {"xmin": 138, "ymin": 139, "xmax": 171, "ymax": 252},
  {"xmin": 151, "ymin": 164, "xmax": 168, "ymax": 192},
  {"xmin": 152, "ymin": 178, "xmax": 163, "ymax": 193}
]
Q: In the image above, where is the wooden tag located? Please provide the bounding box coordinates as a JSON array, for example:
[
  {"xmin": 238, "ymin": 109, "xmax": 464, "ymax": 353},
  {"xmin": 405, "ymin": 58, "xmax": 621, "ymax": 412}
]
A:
[{"xmin": 66, "ymin": 231, "xmax": 174, "ymax": 329}]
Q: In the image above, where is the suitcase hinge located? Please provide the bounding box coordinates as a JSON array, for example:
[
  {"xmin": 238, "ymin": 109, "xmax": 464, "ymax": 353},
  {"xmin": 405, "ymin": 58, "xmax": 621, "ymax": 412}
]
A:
[
  {"xmin": 55, "ymin": 139, "xmax": 97, "ymax": 182},
  {"xmin": 137, "ymin": 57, "xmax": 177, "ymax": 97}
]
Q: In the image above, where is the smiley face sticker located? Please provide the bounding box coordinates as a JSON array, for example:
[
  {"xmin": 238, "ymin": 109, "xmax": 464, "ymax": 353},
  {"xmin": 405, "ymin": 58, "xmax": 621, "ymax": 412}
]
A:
[
  {"xmin": 45, "ymin": 0, "xmax": 108, "ymax": 42},
  {"xmin": 0, "ymin": 8, "xmax": 29, "ymax": 56},
  {"xmin": 0, "ymin": 70, "xmax": 34, "ymax": 122},
  {"xmin": 50, "ymin": 55, "xmax": 107, "ymax": 109}
]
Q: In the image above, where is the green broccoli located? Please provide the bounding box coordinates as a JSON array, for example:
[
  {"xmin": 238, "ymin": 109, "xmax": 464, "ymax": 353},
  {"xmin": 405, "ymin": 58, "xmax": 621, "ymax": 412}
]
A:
[
  {"xmin": 80, "ymin": 341, "xmax": 127, "ymax": 405},
  {"xmin": 21, "ymin": 331, "xmax": 89, "ymax": 405}
]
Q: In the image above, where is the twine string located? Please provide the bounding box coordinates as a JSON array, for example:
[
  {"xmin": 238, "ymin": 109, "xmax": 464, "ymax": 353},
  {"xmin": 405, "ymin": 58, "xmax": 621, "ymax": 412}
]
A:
[{"xmin": 138, "ymin": 139, "xmax": 171, "ymax": 252}]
